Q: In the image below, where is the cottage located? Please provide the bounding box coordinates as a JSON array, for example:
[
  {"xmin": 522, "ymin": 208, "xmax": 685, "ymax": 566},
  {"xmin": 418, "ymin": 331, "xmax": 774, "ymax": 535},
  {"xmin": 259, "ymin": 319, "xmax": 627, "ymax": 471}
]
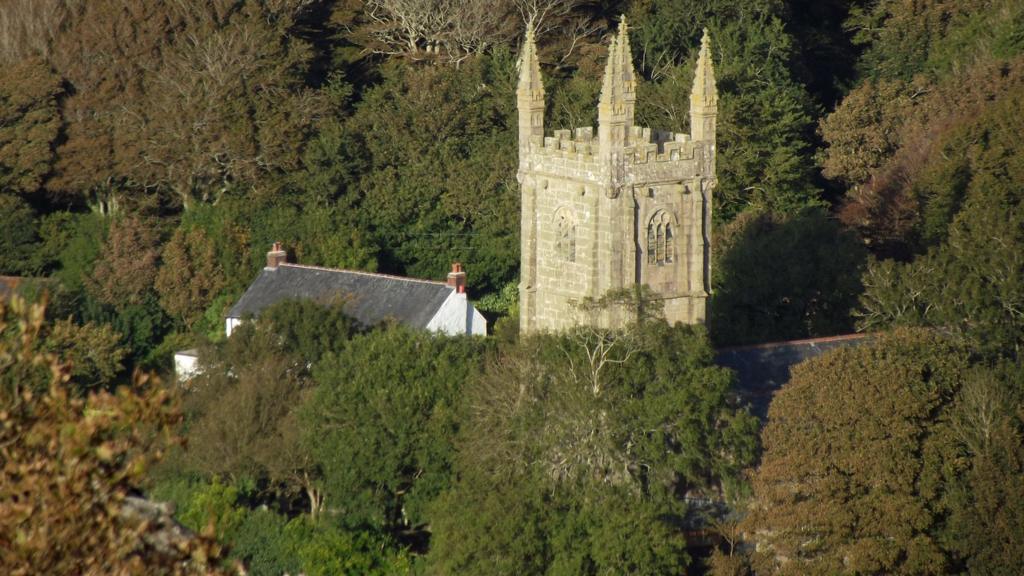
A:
[
  {"xmin": 174, "ymin": 244, "xmax": 486, "ymax": 380},
  {"xmin": 225, "ymin": 243, "xmax": 486, "ymax": 337}
]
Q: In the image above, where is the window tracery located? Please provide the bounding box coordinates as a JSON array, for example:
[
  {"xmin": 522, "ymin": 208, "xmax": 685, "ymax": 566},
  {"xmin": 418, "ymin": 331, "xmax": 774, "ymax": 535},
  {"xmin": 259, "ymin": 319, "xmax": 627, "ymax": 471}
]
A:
[
  {"xmin": 647, "ymin": 210, "xmax": 674, "ymax": 265},
  {"xmin": 555, "ymin": 208, "xmax": 576, "ymax": 262}
]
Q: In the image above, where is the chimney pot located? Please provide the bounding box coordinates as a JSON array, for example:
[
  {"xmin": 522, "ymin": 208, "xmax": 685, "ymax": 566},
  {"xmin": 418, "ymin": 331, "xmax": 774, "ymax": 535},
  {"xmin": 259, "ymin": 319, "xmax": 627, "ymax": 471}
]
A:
[
  {"xmin": 447, "ymin": 262, "xmax": 467, "ymax": 294},
  {"xmin": 267, "ymin": 242, "xmax": 288, "ymax": 268}
]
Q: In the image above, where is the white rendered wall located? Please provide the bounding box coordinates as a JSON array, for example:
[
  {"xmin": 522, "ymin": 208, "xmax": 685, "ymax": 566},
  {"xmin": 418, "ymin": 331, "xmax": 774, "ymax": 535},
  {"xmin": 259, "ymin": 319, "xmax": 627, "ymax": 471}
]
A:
[
  {"xmin": 173, "ymin": 351, "xmax": 201, "ymax": 382},
  {"xmin": 426, "ymin": 291, "xmax": 487, "ymax": 336},
  {"xmin": 469, "ymin": 307, "xmax": 487, "ymax": 336},
  {"xmin": 225, "ymin": 317, "xmax": 242, "ymax": 338}
]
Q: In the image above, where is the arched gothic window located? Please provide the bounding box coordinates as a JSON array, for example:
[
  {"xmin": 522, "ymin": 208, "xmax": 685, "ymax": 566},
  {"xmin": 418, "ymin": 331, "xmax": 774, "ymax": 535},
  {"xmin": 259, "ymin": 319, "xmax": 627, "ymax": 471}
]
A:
[
  {"xmin": 647, "ymin": 211, "xmax": 674, "ymax": 265},
  {"xmin": 555, "ymin": 208, "xmax": 576, "ymax": 262}
]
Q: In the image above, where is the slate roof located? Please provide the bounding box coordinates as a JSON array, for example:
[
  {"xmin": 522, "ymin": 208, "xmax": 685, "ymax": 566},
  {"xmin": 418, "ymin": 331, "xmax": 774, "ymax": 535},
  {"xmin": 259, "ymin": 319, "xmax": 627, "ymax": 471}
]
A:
[
  {"xmin": 716, "ymin": 333, "xmax": 870, "ymax": 421},
  {"xmin": 227, "ymin": 264, "xmax": 455, "ymax": 329}
]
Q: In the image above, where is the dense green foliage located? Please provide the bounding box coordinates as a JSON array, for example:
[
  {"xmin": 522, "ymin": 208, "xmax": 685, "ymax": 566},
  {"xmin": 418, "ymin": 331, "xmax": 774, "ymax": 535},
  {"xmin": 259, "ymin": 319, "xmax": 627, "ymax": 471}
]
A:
[
  {"xmin": 307, "ymin": 328, "xmax": 485, "ymax": 532},
  {"xmin": 629, "ymin": 0, "xmax": 822, "ymax": 218},
  {"xmin": 430, "ymin": 322, "xmax": 758, "ymax": 574},
  {"xmin": 144, "ymin": 299, "xmax": 757, "ymax": 574}
]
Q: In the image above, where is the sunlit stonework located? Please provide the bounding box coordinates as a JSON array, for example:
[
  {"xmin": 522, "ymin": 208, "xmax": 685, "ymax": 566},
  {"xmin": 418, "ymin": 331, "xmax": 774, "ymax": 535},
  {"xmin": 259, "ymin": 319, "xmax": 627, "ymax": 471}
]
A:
[{"xmin": 517, "ymin": 21, "xmax": 718, "ymax": 333}]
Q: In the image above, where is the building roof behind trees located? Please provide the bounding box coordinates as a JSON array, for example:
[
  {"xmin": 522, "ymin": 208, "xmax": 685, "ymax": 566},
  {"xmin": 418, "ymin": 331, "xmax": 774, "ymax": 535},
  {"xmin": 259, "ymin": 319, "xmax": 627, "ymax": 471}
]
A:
[{"xmin": 716, "ymin": 333, "xmax": 870, "ymax": 421}]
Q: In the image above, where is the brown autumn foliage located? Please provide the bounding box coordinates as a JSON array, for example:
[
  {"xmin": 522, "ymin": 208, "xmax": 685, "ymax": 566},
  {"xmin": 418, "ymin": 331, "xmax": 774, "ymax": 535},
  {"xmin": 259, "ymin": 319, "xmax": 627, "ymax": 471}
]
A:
[
  {"xmin": 43, "ymin": 1, "xmax": 180, "ymax": 202},
  {"xmin": 743, "ymin": 329, "xmax": 1024, "ymax": 575},
  {"xmin": 0, "ymin": 296, "xmax": 230, "ymax": 575},
  {"xmin": 818, "ymin": 78, "xmax": 911, "ymax": 187},
  {"xmin": 744, "ymin": 330, "xmax": 966, "ymax": 574},
  {"xmin": 0, "ymin": 57, "xmax": 63, "ymax": 195},
  {"xmin": 820, "ymin": 55, "xmax": 1024, "ymax": 254},
  {"xmin": 119, "ymin": 1, "xmax": 324, "ymax": 208},
  {"xmin": 86, "ymin": 215, "xmax": 163, "ymax": 309},
  {"xmin": 0, "ymin": 0, "xmax": 323, "ymax": 207},
  {"xmin": 854, "ymin": 85, "xmax": 1024, "ymax": 354},
  {"xmin": 156, "ymin": 227, "xmax": 227, "ymax": 328}
]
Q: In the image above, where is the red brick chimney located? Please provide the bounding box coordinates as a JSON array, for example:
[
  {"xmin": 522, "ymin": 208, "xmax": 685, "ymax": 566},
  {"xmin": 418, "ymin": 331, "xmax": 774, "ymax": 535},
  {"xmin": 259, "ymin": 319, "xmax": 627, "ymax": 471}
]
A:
[
  {"xmin": 447, "ymin": 262, "xmax": 466, "ymax": 294},
  {"xmin": 266, "ymin": 242, "xmax": 288, "ymax": 268}
]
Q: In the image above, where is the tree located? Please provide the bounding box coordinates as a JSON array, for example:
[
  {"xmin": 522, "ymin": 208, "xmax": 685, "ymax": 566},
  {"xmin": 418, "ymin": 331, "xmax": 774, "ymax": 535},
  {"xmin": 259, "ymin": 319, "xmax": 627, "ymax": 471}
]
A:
[
  {"xmin": 86, "ymin": 214, "xmax": 163, "ymax": 310},
  {"xmin": 358, "ymin": 0, "xmax": 514, "ymax": 61},
  {"xmin": 184, "ymin": 323, "xmax": 315, "ymax": 507},
  {"xmin": 743, "ymin": 329, "xmax": 1024, "ymax": 575},
  {"xmin": 120, "ymin": 1, "xmax": 324, "ymax": 208},
  {"xmin": 845, "ymin": 0, "xmax": 995, "ymax": 82},
  {"xmin": 43, "ymin": 318, "xmax": 127, "ymax": 393},
  {"xmin": 744, "ymin": 330, "xmax": 964, "ymax": 575},
  {"xmin": 822, "ymin": 2, "xmax": 1024, "ymax": 254},
  {"xmin": 0, "ymin": 194, "xmax": 40, "ymax": 275},
  {"xmin": 0, "ymin": 0, "xmax": 68, "ymax": 65},
  {"xmin": 259, "ymin": 299, "xmax": 360, "ymax": 365},
  {"xmin": 182, "ymin": 300, "xmax": 362, "ymax": 518},
  {"xmin": 51, "ymin": 212, "xmax": 108, "ymax": 294},
  {"xmin": 427, "ymin": 468, "xmax": 553, "ymax": 575},
  {"xmin": 156, "ymin": 227, "xmax": 227, "ymax": 329},
  {"xmin": 0, "ymin": 295, "xmax": 228, "ymax": 574},
  {"xmin": 944, "ymin": 364, "xmax": 1024, "ymax": 575},
  {"xmin": 0, "ymin": 58, "xmax": 62, "ymax": 195},
  {"xmin": 855, "ymin": 85, "xmax": 1024, "ymax": 355},
  {"xmin": 232, "ymin": 509, "xmax": 412, "ymax": 576},
  {"xmin": 818, "ymin": 78, "xmax": 909, "ymax": 188},
  {"xmin": 41, "ymin": 1, "xmax": 180, "ymax": 207},
  {"xmin": 304, "ymin": 326, "xmax": 485, "ymax": 532},
  {"xmin": 430, "ymin": 319, "xmax": 758, "ymax": 574},
  {"xmin": 629, "ymin": 0, "xmax": 822, "ymax": 219},
  {"xmin": 345, "ymin": 54, "xmax": 519, "ymax": 292},
  {"xmin": 352, "ymin": 0, "xmax": 592, "ymax": 63},
  {"xmin": 710, "ymin": 208, "xmax": 866, "ymax": 346}
]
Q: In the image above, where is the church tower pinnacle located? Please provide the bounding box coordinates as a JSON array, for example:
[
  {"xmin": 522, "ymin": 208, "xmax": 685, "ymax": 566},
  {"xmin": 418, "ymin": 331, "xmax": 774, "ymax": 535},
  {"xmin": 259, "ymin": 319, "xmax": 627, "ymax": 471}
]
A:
[
  {"xmin": 517, "ymin": 26, "xmax": 545, "ymax": 154},
  {"xmin": 598, "ymin": 17, "xmax": 637, "ymax": 160},
  {"xmin": 690, "ymin": 28, "xmax": 718, "ymax": 149}
]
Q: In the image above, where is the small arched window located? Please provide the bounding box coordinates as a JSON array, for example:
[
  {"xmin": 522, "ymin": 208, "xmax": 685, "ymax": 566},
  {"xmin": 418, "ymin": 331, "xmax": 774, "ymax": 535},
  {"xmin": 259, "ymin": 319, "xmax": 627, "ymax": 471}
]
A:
[
  {"xmin": 555, "ymin": 208, "xmax": 576, "ymax": 263},
  {"xmin": 647, "ymin": 211, "xmax": 674, "ymax": 266}
]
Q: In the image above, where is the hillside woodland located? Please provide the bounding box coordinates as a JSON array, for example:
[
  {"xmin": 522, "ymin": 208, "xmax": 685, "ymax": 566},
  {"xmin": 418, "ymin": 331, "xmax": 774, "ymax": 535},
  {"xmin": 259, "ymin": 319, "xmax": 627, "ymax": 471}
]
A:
[{"xmin": 1, "ymin": 0, "xmax": 1022, "ymax": 574}]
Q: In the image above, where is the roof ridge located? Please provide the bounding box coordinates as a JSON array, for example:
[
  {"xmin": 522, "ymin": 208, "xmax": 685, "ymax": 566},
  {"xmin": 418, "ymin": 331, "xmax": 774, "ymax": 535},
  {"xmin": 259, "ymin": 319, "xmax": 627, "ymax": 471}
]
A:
[
  {"xmin": 715, "ymin": 332, "xmax": 868, "ymax": 353},
  {"xmin": 277, "ymin": 263, "xmax": 451, "ymax": 287}
]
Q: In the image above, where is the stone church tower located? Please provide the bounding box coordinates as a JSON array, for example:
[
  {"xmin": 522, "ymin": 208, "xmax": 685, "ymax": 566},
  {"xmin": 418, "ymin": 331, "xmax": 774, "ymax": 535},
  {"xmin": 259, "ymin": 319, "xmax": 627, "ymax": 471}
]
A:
[{"xmin": 518, "ymin": 21, "xmax": 718, "ymax": 333}]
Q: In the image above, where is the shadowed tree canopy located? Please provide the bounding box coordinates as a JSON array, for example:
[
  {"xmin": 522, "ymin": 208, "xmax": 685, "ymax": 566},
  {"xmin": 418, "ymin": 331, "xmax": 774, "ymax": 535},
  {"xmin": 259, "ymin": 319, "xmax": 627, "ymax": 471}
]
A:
[{"xmin": 710, "ymin": 208, "xmax": 866, "ymax": 346}]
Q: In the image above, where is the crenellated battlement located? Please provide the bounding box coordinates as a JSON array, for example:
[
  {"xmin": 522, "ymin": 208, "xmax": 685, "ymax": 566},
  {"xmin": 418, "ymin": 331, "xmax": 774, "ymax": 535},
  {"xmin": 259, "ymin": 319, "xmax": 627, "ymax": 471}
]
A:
[
  {"xmin": 541, "ymin": 128, "xmax": 596, "ymax": 156},
  {"xmin": 626, "ymin": 127, "xmax": 696, "ymax": 164},
  {"xmin": 526, "ymin": 125, "xmax": 700, "ymax": 166}
]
